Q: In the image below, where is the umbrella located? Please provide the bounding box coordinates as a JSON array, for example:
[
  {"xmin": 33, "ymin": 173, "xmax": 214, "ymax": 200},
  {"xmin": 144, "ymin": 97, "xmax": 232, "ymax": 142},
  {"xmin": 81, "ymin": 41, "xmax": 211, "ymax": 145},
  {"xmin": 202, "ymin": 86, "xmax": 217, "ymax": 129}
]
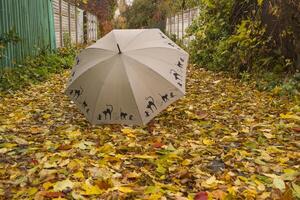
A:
[{"xmin": 66, "ymin": 29, "xmax": 189, "ymax": 125}]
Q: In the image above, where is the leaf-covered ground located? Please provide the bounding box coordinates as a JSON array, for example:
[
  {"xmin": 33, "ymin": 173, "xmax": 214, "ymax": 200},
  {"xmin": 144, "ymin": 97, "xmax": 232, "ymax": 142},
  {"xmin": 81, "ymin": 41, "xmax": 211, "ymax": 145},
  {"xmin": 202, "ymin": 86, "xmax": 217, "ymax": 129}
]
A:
[{"xmin": 0, "ymin": 66, "xmax": 299, "ymax": 200}]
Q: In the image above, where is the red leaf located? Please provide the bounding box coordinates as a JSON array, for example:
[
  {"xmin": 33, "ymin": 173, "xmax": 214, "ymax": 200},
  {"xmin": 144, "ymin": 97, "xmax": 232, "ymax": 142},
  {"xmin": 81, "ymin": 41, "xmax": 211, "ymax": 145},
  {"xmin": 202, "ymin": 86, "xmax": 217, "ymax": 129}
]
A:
[
  {"xmin": 195, "ymin": 192, "xmax": 208, "ymax": 200},
  {"xmin": 42, "ymin": 192, "xmax": 65, "ymax": 198},
  {"xmin": 31, "ymin": 159, "xmax": 39, "ymax": 165},
  {"xmin": 292, "ymin": 127, "xmax": 300, "ymax": 132},
  {"xmin": 153, "ymin": 142, "xmax": 164, "ymax": 148}
]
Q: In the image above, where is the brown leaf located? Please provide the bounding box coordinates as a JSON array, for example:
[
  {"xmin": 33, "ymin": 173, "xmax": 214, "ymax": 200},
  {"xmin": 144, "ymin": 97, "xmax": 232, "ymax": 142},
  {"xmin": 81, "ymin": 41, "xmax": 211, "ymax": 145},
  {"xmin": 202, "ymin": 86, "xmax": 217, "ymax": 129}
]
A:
[{"xmin": 57, "ymin": 144, "xmax": 73, "ymax": 150}]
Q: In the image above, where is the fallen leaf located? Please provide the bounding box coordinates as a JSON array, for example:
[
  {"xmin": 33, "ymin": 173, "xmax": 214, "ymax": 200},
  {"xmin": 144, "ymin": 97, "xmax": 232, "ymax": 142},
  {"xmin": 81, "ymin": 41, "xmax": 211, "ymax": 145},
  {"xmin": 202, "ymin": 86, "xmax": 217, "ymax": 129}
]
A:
[
  {"xmin": 53, "ymin": 179, "xmax": 74, "ymax": 192},
  {"xmin": 194, "ymin": 191, "xmax": 208, "ymax": 200}
]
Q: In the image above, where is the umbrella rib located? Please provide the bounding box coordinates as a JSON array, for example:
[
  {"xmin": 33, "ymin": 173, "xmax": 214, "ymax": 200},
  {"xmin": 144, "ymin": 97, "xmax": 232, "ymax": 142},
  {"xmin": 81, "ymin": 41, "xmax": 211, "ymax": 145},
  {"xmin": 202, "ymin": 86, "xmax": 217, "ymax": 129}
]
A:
[
  {"xmin": 121, "ymin": 29, "xmax": 147, "ymax": 51},
  {"xmin": 91, "ymin": 59, "xmax": 119, "ymax": 124},
  {"xmin": 126, "ymin": 49, "xmax": 183, "ymax": 67},
  {"xmin": 87, "ymin": 47, "xmax": 118, "ymax": 54},
  {"xmin": 126, "ymin": 46, "xmax": 188, "ymax": 56},
  {"xmin": 121, "ymin": 58, "xmax": 144, "ymax": 124},
  {"xmin": 123, "ymin": 54, "xmax": 186, "ymax": 94},
  {"xmin": 69, "ymin": 54, "xmax": 116, "ymax": 86}
]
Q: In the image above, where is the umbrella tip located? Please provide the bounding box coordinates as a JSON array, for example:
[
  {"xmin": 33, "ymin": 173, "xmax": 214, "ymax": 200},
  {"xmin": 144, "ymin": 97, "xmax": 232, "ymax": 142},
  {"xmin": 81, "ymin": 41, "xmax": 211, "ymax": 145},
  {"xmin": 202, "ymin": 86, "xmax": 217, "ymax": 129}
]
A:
[{"xmin": 117, "ymin": 44, "xmax": 122, "ymax": 54}]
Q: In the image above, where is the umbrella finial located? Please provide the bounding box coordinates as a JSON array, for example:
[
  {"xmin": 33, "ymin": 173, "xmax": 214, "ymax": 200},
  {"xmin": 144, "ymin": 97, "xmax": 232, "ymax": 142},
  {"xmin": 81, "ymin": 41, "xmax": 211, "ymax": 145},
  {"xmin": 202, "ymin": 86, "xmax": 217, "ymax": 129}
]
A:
[{"xmin": 117, "ymin": 44, "xmax": 122, "ymax": 54}]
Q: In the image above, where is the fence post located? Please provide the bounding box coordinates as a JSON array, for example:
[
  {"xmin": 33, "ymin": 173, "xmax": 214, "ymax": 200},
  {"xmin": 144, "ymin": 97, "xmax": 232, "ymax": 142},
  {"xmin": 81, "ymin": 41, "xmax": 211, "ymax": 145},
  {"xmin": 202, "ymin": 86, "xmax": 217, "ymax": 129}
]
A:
[
  {"xmin": 169, "ymin": 16, "xmax": 172, "ymax": 35},
  {"xmin": 59, "ymin": 0, "xmax": 63, "ymax": 47},
  {"xmin": 75, "ymin": 6, "xmax": 78, "ymax": 44},
  {"xmin": 181, "ymin": 10, "xmax": 184, "ymax": 40},
  {"xmin": 68, "ymin": 3, "xmax": 71, "ymax": 40},
  {"xmin": 188, "ymin": 9, "xmax": 191, "ymax": 43}
]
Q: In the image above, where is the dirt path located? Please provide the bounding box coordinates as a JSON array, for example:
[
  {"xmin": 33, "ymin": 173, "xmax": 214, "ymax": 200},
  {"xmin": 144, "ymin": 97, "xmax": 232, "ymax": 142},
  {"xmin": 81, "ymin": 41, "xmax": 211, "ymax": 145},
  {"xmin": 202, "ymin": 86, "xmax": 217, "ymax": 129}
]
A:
[{"xmin": 0, "ymin": 66, "xmax": 299, "ymax": 199}]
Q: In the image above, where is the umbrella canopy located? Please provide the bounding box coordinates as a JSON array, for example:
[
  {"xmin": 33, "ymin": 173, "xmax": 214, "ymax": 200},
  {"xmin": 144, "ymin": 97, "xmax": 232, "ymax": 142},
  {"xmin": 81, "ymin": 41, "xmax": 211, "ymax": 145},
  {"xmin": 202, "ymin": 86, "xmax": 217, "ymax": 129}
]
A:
[{"xmin": 66, "ymin": 29, "xmax": 189, "ymax": 125}]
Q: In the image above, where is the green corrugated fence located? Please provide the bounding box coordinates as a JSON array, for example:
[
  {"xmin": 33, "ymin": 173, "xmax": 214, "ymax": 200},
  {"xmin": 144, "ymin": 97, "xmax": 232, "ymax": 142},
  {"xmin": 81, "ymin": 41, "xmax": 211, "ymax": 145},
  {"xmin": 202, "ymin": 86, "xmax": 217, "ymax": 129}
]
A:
[{"xmin": 0, "ymin": 0, "xmax": 56, "ymax": 67}]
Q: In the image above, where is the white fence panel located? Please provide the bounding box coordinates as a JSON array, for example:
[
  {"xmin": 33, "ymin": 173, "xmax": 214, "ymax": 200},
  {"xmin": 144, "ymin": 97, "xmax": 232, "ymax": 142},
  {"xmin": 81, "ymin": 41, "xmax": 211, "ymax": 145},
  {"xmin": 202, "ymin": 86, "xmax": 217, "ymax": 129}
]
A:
[
  {"xmin": 52, "ymin": 0, "xmax": 98, "ymax": 47},
  {"xmin": 166, "ymin": 8, "xmax": 199, "ymax": 46}
]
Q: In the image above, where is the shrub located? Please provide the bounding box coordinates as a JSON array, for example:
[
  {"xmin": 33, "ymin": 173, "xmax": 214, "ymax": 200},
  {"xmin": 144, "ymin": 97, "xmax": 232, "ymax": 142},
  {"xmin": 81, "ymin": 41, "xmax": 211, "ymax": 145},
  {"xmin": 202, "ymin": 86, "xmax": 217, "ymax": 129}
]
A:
[{"xmin": 0, "ymin": 46, "xmax": 77, "ymax": 92}]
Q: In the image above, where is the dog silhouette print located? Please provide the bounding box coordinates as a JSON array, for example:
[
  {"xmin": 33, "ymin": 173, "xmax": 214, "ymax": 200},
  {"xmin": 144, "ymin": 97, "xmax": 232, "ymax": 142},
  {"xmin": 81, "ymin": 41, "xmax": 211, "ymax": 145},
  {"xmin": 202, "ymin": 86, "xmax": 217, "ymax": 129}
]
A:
[
  {"xmin": 146, "ymin": 96, "xmax": 157, "ymax": 112},
  {"xmin": 103, "ymin": 105, "xmax": 113, "ymax": 120},
  {"xmin": 170, "ymin": 70, "xmax": 182, "ymax": 81},
  {"xmin": 159, "ymin": 93, "xmax": 169, "ymax": 103}
]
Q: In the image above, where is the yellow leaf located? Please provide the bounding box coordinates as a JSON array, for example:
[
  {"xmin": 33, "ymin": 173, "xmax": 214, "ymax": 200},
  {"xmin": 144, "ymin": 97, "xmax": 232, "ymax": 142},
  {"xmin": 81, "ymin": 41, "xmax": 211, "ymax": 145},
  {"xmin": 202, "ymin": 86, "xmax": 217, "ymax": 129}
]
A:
[
  {"xmin": 182, "ymin": 159, "xmax": 192, "ymax": 166},
  {"xmin": 202, "ymin": 138, "xmax": 215, "ymax": 145},
  {"xmin": 280, "ymin": 113, "xmax": 300, "ymax": 121},
  {"xmin": 53, "ymin": 179, "xmax": 74, "ymax": 192},
  {"xmin": 206, "ymin": 176, "xmax": 216, "ymax": 185},
  {"xmin": 134, "ymin": 155, "xmax": 156, "ymax": 159},
  {"xmin": 257, "ymin": 0, "xmax": 264, "ymax": 6},
  {"xmin": 292, "ymin": 183, "xmax": 300, "ymax": 198},
  {"xmin": 43, "ymin": 113, "xmax": 51, "ymax": 119},
  {"xmin": 122, "ymin": 127, "xmax": 135, "ymax": 134},
  {"xmin": 73, "ymin": 171, "xmax": 84, "ymax": 179},
  {"xmin": 27, "ymin": 187, "xmax": 38, "ymax": 195},
  {"xmin": 263, "ymin": 132, "xmax": 274, "ymax": 139},
  {"xmin": 81, "ymin": 182, "xmax": 103, "ymax": 195},
  {"xmin": 3, "ymin": 143, "xmax": 17, "ymax": 148},
  {"xmin": 43, "ymin": 182, "xmax": 53, "ymax": 190},
  {"xmin": 273, "ymin": 177, "xmax": 285, "ymax": 191},
  {"xmin": 118, "ymin": 186, "xmax": 134, "ymax": 193}
]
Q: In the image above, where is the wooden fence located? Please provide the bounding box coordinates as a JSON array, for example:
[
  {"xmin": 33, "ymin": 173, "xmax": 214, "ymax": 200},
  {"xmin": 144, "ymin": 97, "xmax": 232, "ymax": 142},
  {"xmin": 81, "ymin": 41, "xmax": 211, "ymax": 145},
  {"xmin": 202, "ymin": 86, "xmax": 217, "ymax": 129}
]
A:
[
  {"xmin": 166, "ymin": 8, "xmax": 199, "ymax": 45},
  {"xmin": 52, "ymin": 0, "xmax": 98, "ymax": 47}
]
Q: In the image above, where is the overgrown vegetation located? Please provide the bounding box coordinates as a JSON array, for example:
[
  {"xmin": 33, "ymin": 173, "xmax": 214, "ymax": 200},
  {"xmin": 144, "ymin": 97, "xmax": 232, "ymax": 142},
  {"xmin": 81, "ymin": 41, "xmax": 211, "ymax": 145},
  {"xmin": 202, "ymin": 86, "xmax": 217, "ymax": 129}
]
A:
[
  {"xmin": 121, "ymin": 0, "xmax": 198, "ymax": 29},
  {"xmin": 187, "ymin": 0, "xmax": 300, "ymax": 96},
  {"xmin": 0, "ymin": 47, "xmax": 77, "ymax": 93}
]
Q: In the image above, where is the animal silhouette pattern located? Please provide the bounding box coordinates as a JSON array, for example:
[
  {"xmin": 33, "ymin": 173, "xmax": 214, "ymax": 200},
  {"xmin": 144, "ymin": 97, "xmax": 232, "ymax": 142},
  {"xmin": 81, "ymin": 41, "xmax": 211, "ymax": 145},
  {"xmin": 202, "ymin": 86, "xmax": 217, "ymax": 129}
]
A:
[
  {"xmin": 103, "ymin": 105, "xmax": 113, "ymax": 120},
  {"xmin": 159, "ymin": 32, "xmax": 166, "ymax": 39},
  {"xmin": 146, "ymin": 96, "xmax": 157, "ymax": 112},
  {"xmin": 82, "ymin": 100, "xmax": 90, "ymax": 114},
  {"xmin": 120, "ymin": 109, "xmax": 134, "ymax": 121},
  {"xmin": 158, "ymin": 90, "xmax": 178, "ymax": 106},
  {"xmin": 69, "ymin": 87, "xmax": 84, "ymax": 99},
  {"xmin": 170, "ymin": 92, "xmax": 176, "ymax": 98},
  {"xmin": 145, "ymin": 111, "xmax": 150, "ymax": 118},
  {"xmin": 76, "ymin": 57, "xmax": 80, "ymax": 65},
  {"xmin": 177, "ymin": 61, "xmax": 183, "ymax": 68},
  {"xmin": 144, "ymin": 96, "xmax": 157, "ymax": 118},
  {"xmin": 170, "ymin": 69, "xmax": 182, "ymax": 81},
  {"xmin": 167, "ymin": 42, "xmax": 175, "ymax": 47},
  {"xmin": 160, "ymin": 93, "xmax": 169, "ymax": 103}
]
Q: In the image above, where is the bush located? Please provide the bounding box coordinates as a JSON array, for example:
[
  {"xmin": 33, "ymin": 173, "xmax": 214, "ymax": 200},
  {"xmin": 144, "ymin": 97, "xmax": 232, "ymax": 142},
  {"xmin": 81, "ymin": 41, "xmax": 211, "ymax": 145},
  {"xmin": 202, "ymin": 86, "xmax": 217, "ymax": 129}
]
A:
[
  {"xmin": 0, "ymin": 46, "xmax": 77, "ymax": 92},
  {"xmin": 187, "ymin": 0, "xmax": 299, "ymax": 96}
]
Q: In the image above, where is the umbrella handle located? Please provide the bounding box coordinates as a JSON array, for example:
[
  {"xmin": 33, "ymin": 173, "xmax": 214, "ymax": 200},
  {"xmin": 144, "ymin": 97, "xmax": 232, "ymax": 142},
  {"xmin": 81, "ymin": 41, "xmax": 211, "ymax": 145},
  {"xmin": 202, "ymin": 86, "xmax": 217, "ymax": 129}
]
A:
[{"xmin": 117, "ymin": 44, "xmax": 122, "ymax": 54}]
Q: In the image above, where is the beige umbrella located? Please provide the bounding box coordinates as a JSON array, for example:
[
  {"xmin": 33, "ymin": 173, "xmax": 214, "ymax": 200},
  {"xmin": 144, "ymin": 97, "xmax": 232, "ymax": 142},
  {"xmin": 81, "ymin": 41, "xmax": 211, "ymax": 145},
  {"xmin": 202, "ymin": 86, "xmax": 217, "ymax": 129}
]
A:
[{"xmin": 66, "ymin": 29, "xmax": 189, "ymax": 125}]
